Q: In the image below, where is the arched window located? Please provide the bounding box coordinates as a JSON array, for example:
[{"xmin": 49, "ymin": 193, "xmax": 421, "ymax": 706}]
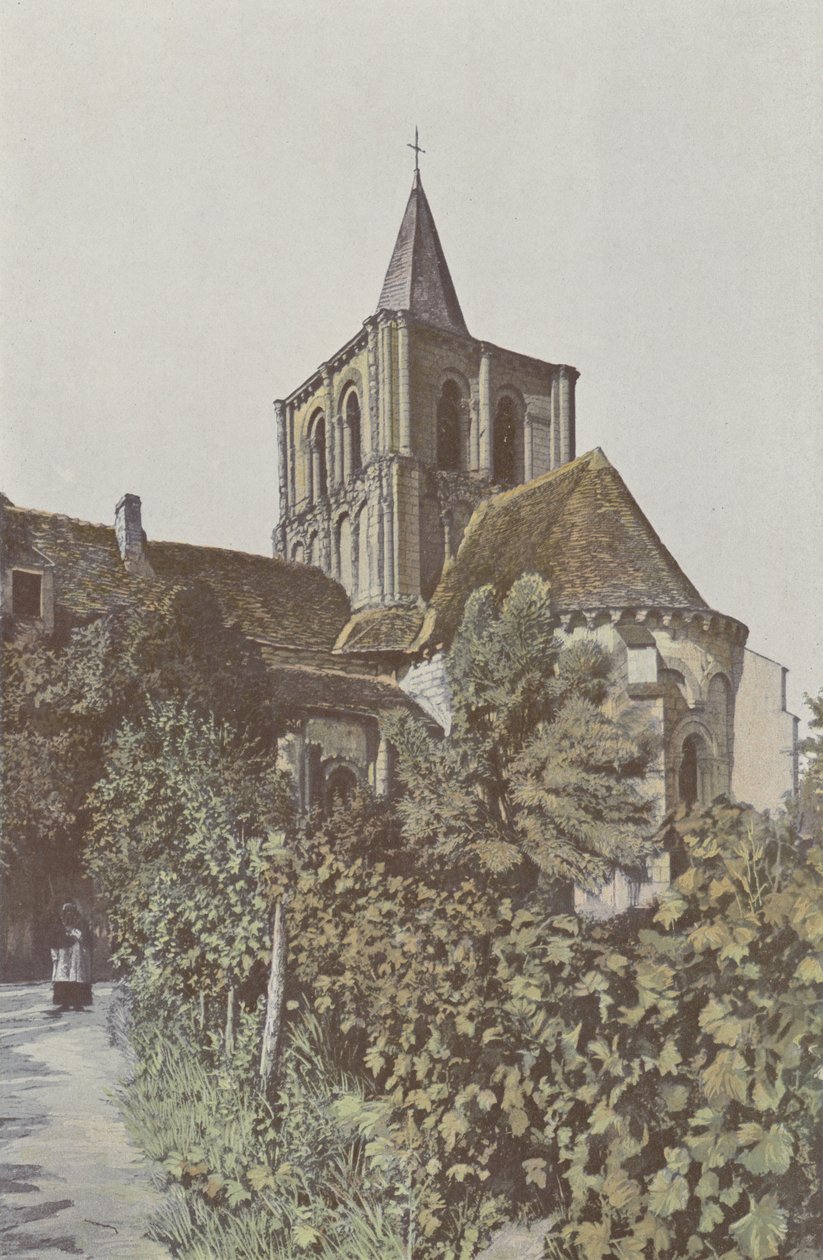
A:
[
  {"xmin": 345, "ymin": 391, "xmax": 362, "ymax": 477},
  {"xmin": 437, "ymin": 380, "xmax": 462, "ymax": 471},
  {"xmin": 678, "ymin": 733, "xmax": 706, "ymax": 807},
  {"xmin": 308, "ymin": 412, "xmax": 327, "ymax": 502},
  {"xmin": 291, "ymin": 541, "xmax": 305, "ymax": 565},
  {"xmin": 493, "ymin": 396, "xmax": 517, "ymax": 483},
  {"xmin": 326, "ymin": 766, "xmax": 357, "ymax": 809},
  {"xmin": 336, "ymin": 513, "xmax": 352, "ymax": 591}
]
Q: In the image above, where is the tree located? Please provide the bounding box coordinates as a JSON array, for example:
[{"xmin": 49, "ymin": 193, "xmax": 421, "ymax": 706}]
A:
[
  {"xmin": 85, "ymin": 699, "xmax": 293, "ymax": 1053},
  {"xmin": 1, "ymin": 581, "xmax": 281, "ymax": 974},
  {"xmin": 387, "ymin": 575, "xmax": 655, "ymax": 900}
]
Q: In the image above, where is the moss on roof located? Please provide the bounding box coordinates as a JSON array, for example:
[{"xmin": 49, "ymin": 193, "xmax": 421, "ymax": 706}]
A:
[
  {"xmin": 3, "ymin": 505, "xmax": 351, "ymax": 652},
  {"xmin": 335, "ymin": 605, "xmax": 424, "ymax": 654},
  {"xmin": 415, "ymin": 448, "xmax": 707, "ymax": 649}
]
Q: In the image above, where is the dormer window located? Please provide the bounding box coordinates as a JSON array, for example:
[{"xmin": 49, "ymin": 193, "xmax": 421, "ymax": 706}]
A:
[{"xmin": 12, "ymin": 569, "xmax": 42, "ymax": 617}]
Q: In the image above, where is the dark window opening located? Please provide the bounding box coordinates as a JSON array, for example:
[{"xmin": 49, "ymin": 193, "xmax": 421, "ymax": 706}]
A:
[
  {"xmin": 493, "ymin": 396, "xmax": 517, "ymax": 483},
  {"xmin": 12, "ymin": 570, "xmax": 42, "ymax": 617},
  {"xmin": 346, "ymin": 392, "xmax": 362, "ymax": 474},
  {"xmin": 310, "ymin": 414, "xmax": 327, "ymax": 501},
  {"xmin": 678, "ymin": 734, "xmax": 704, "ymax": 806},
  {"xmin": 436, "ymin": 380, "xmax": 462, "ymax": 471},
  {"xmin": 326, "ymin": 766, "xmax": 357, "ymax": 809}
]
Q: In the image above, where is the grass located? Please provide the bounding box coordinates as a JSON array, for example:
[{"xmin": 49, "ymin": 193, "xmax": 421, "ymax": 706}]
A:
[{"xmin": 116, "ymin": 991, "xmax": 410, "ymax": 1258}]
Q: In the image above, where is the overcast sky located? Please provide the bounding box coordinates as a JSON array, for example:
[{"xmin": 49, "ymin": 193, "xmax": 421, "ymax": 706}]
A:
[{"xmin": 2, "ymin": 1, "xmax": 820, "ymax": 726}]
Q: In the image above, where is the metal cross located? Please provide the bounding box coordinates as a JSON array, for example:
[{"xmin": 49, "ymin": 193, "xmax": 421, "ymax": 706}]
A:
[{"xmin": 407, "ymin": 126, "xmax": 425, "ymax": 172}]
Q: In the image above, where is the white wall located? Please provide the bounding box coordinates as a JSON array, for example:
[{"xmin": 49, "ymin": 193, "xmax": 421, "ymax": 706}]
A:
[{"xmin": 732, "ymin": 648, "xmax": 798, "ymax": 812}]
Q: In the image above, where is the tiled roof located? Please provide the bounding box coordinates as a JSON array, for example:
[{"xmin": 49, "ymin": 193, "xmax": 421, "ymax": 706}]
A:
[
  {"xmin": 335, "ymin": 605, "xmax": 424, "ymax": 655},
  {"xmin": 260, "ymin": 657, "xmax": 419, "ymax": 716},
  {"xmin": 415, "ymin": 449, "xmax": 709, "ymax": 649},
  {"xmin": 376, "ymin": 172, "xmax": 469, "ymax": 336},
  {"xmin": 2, "ymin": 504, "xmax": 351, "ymax": 652}
]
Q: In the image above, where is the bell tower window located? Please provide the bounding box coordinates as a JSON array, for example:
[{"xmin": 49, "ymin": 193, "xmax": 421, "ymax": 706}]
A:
[
  {"xmin": 436, "ymin": 380, "xmax": 462, "ymax": 471},
  {"xmin": 493, "ymin": 396, "xmax": 517, "ymax": 483},
  {"xmin": 308, "ymin": 413, "xmax": 327, "ymax": 503},
  {"xmin": 344, "ymin": 391, "xmax": 361, "ymax": 478}
]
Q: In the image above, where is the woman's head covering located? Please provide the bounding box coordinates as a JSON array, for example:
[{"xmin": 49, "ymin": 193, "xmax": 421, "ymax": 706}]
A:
[{"xmin": 61, "ymin": 900, "xmax": 80, "ymax": 925}]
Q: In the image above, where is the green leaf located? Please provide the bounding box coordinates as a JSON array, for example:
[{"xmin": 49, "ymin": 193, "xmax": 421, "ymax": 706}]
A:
[
  {"xmin": 730, "ymin": 1194, "xmax": 787, "ymax": 1260},
  {"xmin": 738, "ymin": 1123, "xmax": 793, "ymax": 1175},
  {"xmin": 659, "ymin": 1038, "xmax": 682, "ymax": 1075},
  {"xmin": 603, "ymin": 1168, "xmax": 641, "ymax": 1212},
  {"xmin": 523, "ymin": 1157, "xmax": 547, "ymax": 1189},
  {"xmin": 698, "ymin": 1200, "xmax": 726, "ymax": 1234},
  {"xmin": 575, "ymin": 1219, "xmax": 612, "ymax": 1258},
  {"xmin": 702, "ymin": 1049, "xmax": 749, "ymax": 1105},
  {"xmin": 699, "ymin": 997, "xmax": 745, "ymax": 1047},
  {"xmin": 648, "ymin": 1168, "xmax": 690, "ymax": 1218},
  {"xmin": 509, "ymin": 1107, "xmax": 529, "ymax": 1137}
]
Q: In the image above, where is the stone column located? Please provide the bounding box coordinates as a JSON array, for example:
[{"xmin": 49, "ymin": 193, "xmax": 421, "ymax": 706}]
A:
[
  {"xmin": 311, "ymin": 444, "xmax": 321, "ymax": 504},
  {"xmin": 397, "ymin": 314, "xmax": 411, "ymax": 454},
  {"xmin": 322, "ymin": 365, "xmax": 335, "ymax": 487},
  {"xmin": 550, "ymin": 372, "xmax": 561, "ymax": 469},
  {"xmin": 274, "ymin": 399, "xmax": 288, "ymax": 513},
  {"xmin": 335, "ymin": 415, "xmax": 345, "ymax": 484},
  {"xmin": 288, "ymin": 403, "xmax": 297, "ymax": 503},
  {"xmin": 381, "ymin": 487, "xmax": 395, "ymax": 601},
  {"xmin": 523, "ymin": 414, "xmax": 534, "ymax": 482},
  {"xmin": 478, "ymin": 344, "xmax": 492, "ymax": 473},
  {"xmin": 374, "ymin": 726, "xmax": 391, "ymax": 797},
  {"xmin": 365, "ymin": 317, "xmax": 380, "ymax": 457},
  {"xmin": 381, "ymin": 318, "xmax": 394, "ymax": 451}
]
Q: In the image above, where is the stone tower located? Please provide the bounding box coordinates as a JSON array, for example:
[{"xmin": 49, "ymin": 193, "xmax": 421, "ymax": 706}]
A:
[{"xmin": 273, "ymin": 169, "xmax": 579, "ymax": 609}]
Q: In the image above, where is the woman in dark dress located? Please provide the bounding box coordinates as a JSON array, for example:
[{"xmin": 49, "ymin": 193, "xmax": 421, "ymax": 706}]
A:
[{"xmin": 50, "ymin": 901, "xmax": 93, "ymax": 1009}]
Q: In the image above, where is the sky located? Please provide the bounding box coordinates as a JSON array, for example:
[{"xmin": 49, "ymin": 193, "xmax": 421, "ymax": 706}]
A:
[{"xmin": 2, "ymin": 1, "xmax": 821, "ymax": 726}]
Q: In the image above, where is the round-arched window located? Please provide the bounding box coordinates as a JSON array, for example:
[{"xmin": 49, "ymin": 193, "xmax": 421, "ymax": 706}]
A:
[
  {"xmin": 678, "ymin": 733, "xmax": 706, "ymax": 806},
  {"xmin": 345, "ymin": 391, "xmax": 362, "ymax": 476},
  {"xmin": 493, "ymin": 396, "xmax": 517, "ymax": 483},
  {"xmin": 437, "ymin": 380, "xmax": 462, "ymax": 471}
]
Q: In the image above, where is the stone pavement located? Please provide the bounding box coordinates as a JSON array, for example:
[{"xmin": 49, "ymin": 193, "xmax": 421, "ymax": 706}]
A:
[{"xmin": 0, "ymin": 982, "xmax": 169, "ymax": 1259}]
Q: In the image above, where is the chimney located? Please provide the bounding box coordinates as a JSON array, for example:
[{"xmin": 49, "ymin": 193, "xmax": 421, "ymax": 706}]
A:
[{"xmin": 115, "ymin": 494, "xmax": 154, "ymax": 577}]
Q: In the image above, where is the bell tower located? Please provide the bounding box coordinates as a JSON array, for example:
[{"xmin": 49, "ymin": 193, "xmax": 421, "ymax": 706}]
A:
[{"xmin": 273, "ymin": 146, "xmax": 579, "ymax": 609}]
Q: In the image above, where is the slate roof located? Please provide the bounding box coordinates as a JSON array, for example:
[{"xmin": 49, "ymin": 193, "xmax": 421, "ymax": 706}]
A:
[
  {"xmin": 1, "ymin": 503, "xmax": 351, "ymax": 651},
  {"xmin": 415, "ymin": 448, "xmax": 709, "ymax": 649},
  {"xmin": 376, "ymin": 172, "xmax": 469, "ymax": 337}
]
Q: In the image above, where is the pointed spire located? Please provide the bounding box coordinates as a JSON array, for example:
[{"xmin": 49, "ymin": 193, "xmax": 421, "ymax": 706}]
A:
[{"xmin": 377, "ymin": 173, "xmax": 469, "ymax": 337}]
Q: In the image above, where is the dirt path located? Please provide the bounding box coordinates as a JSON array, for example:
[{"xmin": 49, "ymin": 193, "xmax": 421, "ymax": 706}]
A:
[{"xmin": 0, "ymin": 982, "xmax": 169, "ymax": 1259}]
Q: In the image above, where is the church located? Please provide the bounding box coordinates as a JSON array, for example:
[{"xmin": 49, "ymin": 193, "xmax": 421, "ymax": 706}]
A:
[{"xmin": 1, "ymin": 161, "xmax": 798, "ymax": 922}]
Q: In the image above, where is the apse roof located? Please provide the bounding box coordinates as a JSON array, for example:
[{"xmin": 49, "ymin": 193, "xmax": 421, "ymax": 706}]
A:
[
  {"xmin": 376, "ymin": 172, "xmax": 469, "ymax": 337},
  {"xmin": 414, "ymin": 449, "xmax": 716, "ymax": 650}
]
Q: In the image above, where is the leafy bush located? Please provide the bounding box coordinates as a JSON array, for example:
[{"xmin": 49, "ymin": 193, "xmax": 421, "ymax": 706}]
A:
[
  {"xmin": 85, "ymin": 699, "xmax": 292, "ymax": 1010},
  {"xmin": 283, "ymin": 793, "xmax": 822, "ymax": 1260}
]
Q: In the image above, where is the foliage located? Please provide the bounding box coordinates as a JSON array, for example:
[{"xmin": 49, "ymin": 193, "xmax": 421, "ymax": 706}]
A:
[
  {"xmin": 1, "ymin": 582, "xmax": 277, "ymax": 915},
  {"xmin": 118, "ymin": 981, "xmax": 409, "ymax": 1259},
  {"xmin": 387, "ymin": 576, "xmax": 655, "ymax": 895},
  {"xmin": 799, "ymin": 687, "xmax": 823, "ymax": 834},
  {"xmin": 85, "ymin": 699, "xmax": 292, "ymax": 1001},
  {"xmin": 285, "ymin": 793, "xmax": 822, "ymax": 1259}
]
